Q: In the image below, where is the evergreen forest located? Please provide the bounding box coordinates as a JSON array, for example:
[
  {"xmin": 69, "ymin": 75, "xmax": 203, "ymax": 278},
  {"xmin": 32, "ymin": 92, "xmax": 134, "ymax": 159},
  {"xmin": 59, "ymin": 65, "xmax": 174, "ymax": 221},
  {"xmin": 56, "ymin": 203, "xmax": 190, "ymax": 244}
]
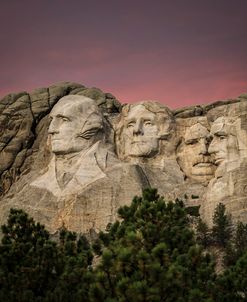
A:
[{"xmin": 0, "ymin": 189, "xmax": 246, "ymax": 302}]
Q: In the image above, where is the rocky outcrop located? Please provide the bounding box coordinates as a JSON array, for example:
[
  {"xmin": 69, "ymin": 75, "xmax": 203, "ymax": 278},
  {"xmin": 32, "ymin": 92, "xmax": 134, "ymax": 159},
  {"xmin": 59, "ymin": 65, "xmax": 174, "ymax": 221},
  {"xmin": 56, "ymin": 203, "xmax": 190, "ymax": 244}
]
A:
[
  {"xmin": 0, "ymin": 83, "xmax": 246, "ymax": 235},
  {"xmin": 0, "ymin": 82, "xmax": 121, "ymax": 196}
]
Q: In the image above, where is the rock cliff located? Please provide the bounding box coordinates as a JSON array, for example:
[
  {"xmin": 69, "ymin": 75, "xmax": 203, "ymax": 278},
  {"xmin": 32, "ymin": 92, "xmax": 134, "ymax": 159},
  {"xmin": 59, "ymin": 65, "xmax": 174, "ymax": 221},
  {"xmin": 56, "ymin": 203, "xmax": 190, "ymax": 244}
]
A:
[{"xmin": 0, "ymin": 82, "xmax": 246, "ymax": 234}]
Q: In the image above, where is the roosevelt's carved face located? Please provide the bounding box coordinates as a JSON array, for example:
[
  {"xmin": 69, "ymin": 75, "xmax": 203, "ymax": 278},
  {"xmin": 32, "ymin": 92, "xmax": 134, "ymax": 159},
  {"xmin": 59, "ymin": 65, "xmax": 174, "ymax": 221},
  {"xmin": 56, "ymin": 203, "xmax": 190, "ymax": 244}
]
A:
[
  {"xmin": 48, "ymin": 96, "xmax": 103, "ymax": 155},
  {"xmin": 122, "ymin": 105, "xmax": 160, "ymax": 158},
  {"xmin": 208, "ymin": 117, "xmax": 239, "ymax": 168},
  {"xmin": 177, "ymin": 123, "xmax": 215, "ymax": 182}
]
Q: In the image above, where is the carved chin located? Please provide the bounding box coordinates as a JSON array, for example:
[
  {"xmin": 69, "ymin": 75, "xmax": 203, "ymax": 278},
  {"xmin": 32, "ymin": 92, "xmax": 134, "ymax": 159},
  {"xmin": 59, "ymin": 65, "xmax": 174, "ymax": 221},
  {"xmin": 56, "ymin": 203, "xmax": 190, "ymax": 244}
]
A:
[
  {"xmin": 179, "ymin": 162, "xmax": 215, "ymax": 182},
  {"xmin": 51, "ymin": 143, "xmax": 74, "ymax": 155},
  {"xmin": 125, "ymin": 140, "xmax": 159, "ymax": 158},
  {"xmin": 51, "ymin": 144, "xmax": 63, "ymax": 154},
  {"xmin": 51, "ymin": 148, "xmax": 68, "ymax": 155},
  {"xmin": 127, "ymin": 145, "xmax": 158, "ymax": 158}
]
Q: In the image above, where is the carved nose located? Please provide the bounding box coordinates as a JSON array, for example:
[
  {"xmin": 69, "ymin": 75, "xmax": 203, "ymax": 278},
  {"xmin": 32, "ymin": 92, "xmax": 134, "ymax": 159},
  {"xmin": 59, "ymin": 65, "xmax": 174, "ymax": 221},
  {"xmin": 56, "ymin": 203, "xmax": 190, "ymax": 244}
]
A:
[
  {"xmin": 133, "ymin": 123, "xmax": 143, "ymax": 135},
  {"xmin": 199, "ymin": 140, "xmax": 208, "ymax": 155},
  {"xmin": 208, "ymin": 139, "xmax": 216, "ymax": 154},
  {"xmin": 48, "ymin": 119, "xmax": 59, "ymax": 134}
]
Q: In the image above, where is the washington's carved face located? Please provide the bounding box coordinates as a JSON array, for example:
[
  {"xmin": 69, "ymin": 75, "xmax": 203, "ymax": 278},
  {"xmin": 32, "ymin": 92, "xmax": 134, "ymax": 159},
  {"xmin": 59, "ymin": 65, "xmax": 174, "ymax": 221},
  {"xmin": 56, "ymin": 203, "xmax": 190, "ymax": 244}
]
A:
[
  {"xmin": 122, "ymin": 105, "xmax": 160, "ymax": 158},
  {"xmin": 177, "ymin": 123, "xmax": 215, "ymax": 182},
  {"xmin": 208, "ymin": 117, "xmax": 239, "ymax": 167},
  {"xmin": 48, "ymin": 96, "xmax": 103, "ymax": 155}
]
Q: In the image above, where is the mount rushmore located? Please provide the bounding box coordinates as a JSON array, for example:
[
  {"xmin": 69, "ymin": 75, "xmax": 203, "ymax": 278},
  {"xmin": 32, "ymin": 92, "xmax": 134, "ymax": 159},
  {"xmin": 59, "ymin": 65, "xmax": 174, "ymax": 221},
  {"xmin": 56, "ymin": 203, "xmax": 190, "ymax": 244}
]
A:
[{"xmin": 0, "ymin": 82, "xmax": 246, "ymax": 235}]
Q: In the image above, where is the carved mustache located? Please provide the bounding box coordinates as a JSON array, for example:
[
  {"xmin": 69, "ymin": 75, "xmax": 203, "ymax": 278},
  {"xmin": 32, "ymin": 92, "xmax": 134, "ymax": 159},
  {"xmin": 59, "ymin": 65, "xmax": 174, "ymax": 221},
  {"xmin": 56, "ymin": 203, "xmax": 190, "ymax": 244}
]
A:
[{"xmin": 192, "ymin": 156, "xmax": 214, "ymax": 166}]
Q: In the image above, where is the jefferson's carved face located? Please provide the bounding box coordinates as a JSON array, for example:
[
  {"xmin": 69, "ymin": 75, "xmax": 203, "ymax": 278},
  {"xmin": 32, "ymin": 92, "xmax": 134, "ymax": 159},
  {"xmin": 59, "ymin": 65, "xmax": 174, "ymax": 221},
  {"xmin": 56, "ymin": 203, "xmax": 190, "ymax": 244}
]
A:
[
  {"xmin": 208, "ymin": 117, "xmax": 239, "ymax": 167},
  {"xmin": 177, "ymin": 123, "xmax": 215, "ymax": 182},
  {"xmin": 122, "ymin": 105, "xmax": 160, "ymax": 158},
  {"xmin": 48, "ymin": 96, "xmax": 102, "ymax": 155}
]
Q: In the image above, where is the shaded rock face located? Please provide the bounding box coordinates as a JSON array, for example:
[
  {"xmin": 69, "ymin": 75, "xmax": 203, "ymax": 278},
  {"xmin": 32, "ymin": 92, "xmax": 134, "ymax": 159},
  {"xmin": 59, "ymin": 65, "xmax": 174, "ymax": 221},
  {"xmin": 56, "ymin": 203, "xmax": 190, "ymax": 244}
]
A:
[{"xmin": 0, "ymin": 82, "xmax": 246, "ymax": 234}]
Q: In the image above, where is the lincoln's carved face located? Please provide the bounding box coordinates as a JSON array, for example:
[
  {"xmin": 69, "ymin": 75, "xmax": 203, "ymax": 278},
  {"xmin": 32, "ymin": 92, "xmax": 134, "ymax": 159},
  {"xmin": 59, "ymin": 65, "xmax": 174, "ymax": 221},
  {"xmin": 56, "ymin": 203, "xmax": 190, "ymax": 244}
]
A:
[
  {"xmin": 122, "ymin": 105, "xmax": 161, "ymax": 158},
  {"xmin": 48, "ymin": 95, "xmax": 103, "ymax": 155},
  {"xmin": 208, "ymin": 117, "xmax": 239, "ymax": 168},
  {"xmin": 177, "ymin": 123, "xmax": 215, "ymax": 182}
]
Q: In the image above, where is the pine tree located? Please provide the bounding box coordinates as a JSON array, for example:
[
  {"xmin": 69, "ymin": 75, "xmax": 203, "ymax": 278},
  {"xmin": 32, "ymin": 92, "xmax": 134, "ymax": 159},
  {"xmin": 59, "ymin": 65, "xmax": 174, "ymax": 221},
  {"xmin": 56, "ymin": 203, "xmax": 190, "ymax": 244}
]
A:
[
  {"xmin": 5, "ymin": 193, "xmax": 246, "ymax": 301},
  {"xmin": 47, "ymin": 228, "xmax": 93, "ymax": 302},
  {"xmin": 90, "ymin": 189, "xmax": 216, "ymax": 302},
  {"xmin": 0, "ymin": 209, "xmax": 94, "ymax": 302},
  {"xmin": 224, "ymin": 221, "xmax": 247, "ymax": 266},
  {"xmin": 234, "ymin": 222, "xmax": 247, "ymax": 260},
  {"xmin": 0, "ymin": 209, "xmax": 59, "ymax": 301},
  {"xmin": 215, "ymin": 251, "xmax": 247, "ymax": 302},
  {"xmin": 211, "ymin": 203, "xmax": 232, "ymax": 248},
  {"xmin": 196, "ymin": 218, "xmax": 211, "ymax": 248}
]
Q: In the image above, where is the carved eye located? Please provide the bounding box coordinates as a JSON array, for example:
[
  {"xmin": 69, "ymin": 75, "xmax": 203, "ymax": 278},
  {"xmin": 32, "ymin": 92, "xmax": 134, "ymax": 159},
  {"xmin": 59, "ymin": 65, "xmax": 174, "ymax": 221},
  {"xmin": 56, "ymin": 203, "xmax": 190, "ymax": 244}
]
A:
[
  {"xmin": 127, "ymin": 122, "xmax": 135, "ymax": 128},
  {"xmin": 186, "ymin": 139, "xmax": 198, "ymax": 145},
  {"xmin": 219, "ymin": 135, "xmax": 227, "ymax": 140},
  {"xmin": 55, "ymin": 115, "xmax": 70, "ymax": 122},
  {"xmin": 144, "ymin": 121, "xmax": 153, "ymax": 126},
  {"xmin": 60, "ymin": 116, "xmax": 70, "ymax": 122}
]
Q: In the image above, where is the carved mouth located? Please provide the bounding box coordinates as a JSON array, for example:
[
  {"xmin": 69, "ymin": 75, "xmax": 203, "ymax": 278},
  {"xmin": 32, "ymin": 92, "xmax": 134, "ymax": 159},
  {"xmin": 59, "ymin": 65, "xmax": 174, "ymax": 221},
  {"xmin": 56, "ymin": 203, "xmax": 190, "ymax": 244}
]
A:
[
  {"xmin": 193, "ymin": 163, "xmax": 213, "ymax": 167},
  {"xmin": 131, "ymin": 141, "xmax": 145, "ymax": 144},
  {"xmin": 51, "ymin": 137, "xmax": 61, "ymax": 141}
]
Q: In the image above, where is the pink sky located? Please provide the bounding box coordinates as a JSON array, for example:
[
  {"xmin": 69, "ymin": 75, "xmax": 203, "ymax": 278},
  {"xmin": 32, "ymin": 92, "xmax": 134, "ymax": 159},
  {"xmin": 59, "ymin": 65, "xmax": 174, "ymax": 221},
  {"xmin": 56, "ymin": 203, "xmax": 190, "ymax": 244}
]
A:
[{"xmin": 0, "ymin": 0, "xmax": 246, "ymax": 108}]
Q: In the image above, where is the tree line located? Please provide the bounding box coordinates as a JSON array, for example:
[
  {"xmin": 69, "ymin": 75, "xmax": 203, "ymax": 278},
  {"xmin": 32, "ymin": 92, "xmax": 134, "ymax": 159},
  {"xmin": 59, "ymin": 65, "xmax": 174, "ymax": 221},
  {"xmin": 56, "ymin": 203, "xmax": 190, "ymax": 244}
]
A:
[{"xmin": 0, "ymin": 189, "xmax": 246, "ymax": 301}]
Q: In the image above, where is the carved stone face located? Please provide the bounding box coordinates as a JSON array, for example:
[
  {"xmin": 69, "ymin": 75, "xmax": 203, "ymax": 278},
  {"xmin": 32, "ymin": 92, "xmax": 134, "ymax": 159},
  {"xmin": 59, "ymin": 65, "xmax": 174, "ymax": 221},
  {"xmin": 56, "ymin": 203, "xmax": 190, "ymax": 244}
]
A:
[
  {"xmin": 48, "ymin": 95, "xmax": 103, "ymax": 155},
  {"xmin": 208, "ymin": 117, "xmax": 239, "ymax": 168},
  {"xmin": 122, "ymin": 105, "xmax": 160, "ymax": 158},
  {"xmin": 177, "ymin": 123, "xmax": 215, "ymax": 182}
]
